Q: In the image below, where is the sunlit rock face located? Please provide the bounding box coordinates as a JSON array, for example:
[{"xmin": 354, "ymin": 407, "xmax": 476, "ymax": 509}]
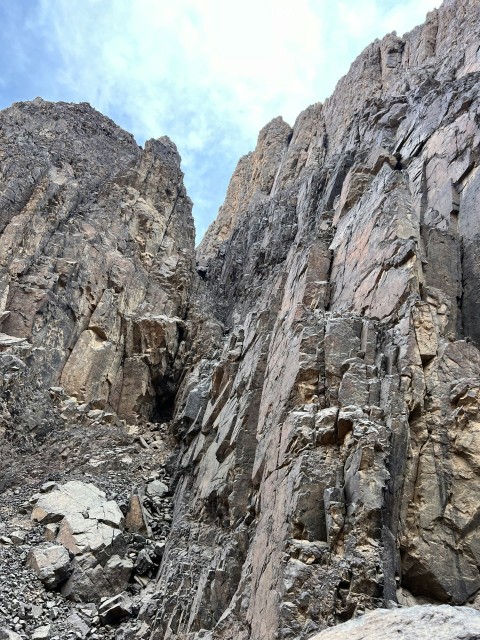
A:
[
  {"xmin": 153, "ymin": 0, "xmax": 480, "ymax": 637},
  {"xmin": 308, "ymin": 605, "xmax": 480, "ymax": 640},
  {"xmin": 0, "ymin": 98, "xmax": 195, "ymax": 422},
  {"xmin": 1, "ymin": 0, "xmax": 480, "ymax": 638}
]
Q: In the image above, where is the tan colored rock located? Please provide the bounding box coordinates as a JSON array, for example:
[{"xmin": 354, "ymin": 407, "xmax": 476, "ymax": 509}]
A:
[
  {"xmin": 198, "ymin": 116, "xmax": 292, "ymax": 262},
  {"xmin": 2, "ymin": 0, "xmax": 480, "ymax": 637},
  {"xmin": 125, "ymin": 494, "xmax": 149, "ymax": 536},
  {"xmin": 56, "ymin": 513, "xmax": 124, "ymax": 559},
  {"xmin": 150, "ymin": 1, "xmax": 480, "ymax": 638},
  {"xmin": 0, "ymin": 100, "xmax": 194, "ymax": 421}
]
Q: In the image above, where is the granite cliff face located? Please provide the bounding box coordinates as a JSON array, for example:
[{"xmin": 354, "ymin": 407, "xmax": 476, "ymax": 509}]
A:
[
  {"xmin": 0, "ymin": 98, "xmax": 194, "ymax": 423},
  {"xmin": 1, "ymin": 0, "xmax": 480, "ymax": 638}
]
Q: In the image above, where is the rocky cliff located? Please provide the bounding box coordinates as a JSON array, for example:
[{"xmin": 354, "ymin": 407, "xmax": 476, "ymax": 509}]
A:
[
  {"xmin": 1, "ymin": 0, "xmax": 480, "ymax": 638},
  {"xmin": 0, "ymin": 98, "xmax": 194, "ymax": 422}
]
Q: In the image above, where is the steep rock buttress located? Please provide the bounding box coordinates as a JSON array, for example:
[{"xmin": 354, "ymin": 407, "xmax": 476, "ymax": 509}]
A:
[
  {"xmin": 149, "ymin": 0, "xmax": 480, "ymax": 638},
  {"xmin": 0, "ymin": 99, "xmax": 195, "ymax": 424}
]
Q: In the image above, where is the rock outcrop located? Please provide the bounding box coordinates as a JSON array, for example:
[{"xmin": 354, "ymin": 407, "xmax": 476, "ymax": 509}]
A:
[
  {"xmin": 0, "ymin": 98, "xmax": 195, "ymax": 639},
  {"xmin": 152, "ymin": 0, "xmax": 480, "ymax": 637},
  {"xmin": 1, "ymin": 0, "xmax": 480, "ymax": 638},
  {"xmin": 309, "ymin": 605, "xmax": 480, "ymax": 640},
  {"xmin": 0, "ymin": 98, "xmax": 194, "ymax": 423}
]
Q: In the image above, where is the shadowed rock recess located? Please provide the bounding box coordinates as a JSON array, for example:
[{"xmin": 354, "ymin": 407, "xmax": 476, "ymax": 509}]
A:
[{"xmin": 1, "ymin": 0, "xmax": 480, "ymax": 638}]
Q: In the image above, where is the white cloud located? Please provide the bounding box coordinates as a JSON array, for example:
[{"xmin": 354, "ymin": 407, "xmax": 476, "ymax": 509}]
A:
[{"xmin": 29, "ymin": 0, "xmax": 439, "ymax": 238}]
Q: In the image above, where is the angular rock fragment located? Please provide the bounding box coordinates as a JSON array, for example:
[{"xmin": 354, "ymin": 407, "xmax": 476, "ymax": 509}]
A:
[
  {"xmin": 61, "ymin": 553, "xmax": 133, "ymax": 603},
  {"xmin": 31, "ymin": 625, "xmax": 51, "ymax": 640},
  {"xmin": 28, "ymin": 481, "xmax": 131, "ymax": 602},
  {"xmin": 31, "ymin": 481, "xmax": 109, "ymax": 524},
  {"xmin": 26, "ymin": 543, "xmax": 72, "ymax": 589},
  {"xmin": 98, "ymin": 593, "xmax": 132, "ymax": 625},
  {"xmin": 65, "ymin": 613, "xmax": 90, "ymax": 638},
  {"xmin": 146, "ymin": 480, "xmax": 168, "ymax": 498},
  {"xmin": 0, "ymin": 630, "xmax": 22, "ymax": 640},
  {"xmin": 56, "ymin": 512, "xmax": 126, "ymax": 560},
  {"xmin": 125, "ymin": 493, "xmax": 149, "ymax": 536},
  {"xmin": 9, "ymin": 531, "xmax": 26, "ymax": 545}
]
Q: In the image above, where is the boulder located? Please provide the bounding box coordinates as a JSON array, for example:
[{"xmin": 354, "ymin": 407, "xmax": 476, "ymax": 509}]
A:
[
  {"xmin": 308, "ymin": 605, "xmax": 480, "ymax": 640},
  {"xmin": 98, "ymin": 593, "xmax": 132, "ymax": 625},
  {"xmin": 61, "ymin": 553, "xmax": 133, "ymax": 603},
  {"xmin": 31, "ymin": 625, "xmax": 51, "ymax": 639},
  {"xmin": 31, "ymin": 481, "xmax": 110, "ymax": 524},
  {"xmin": 65, "ymin": 613, "xmax": 90, "ymax": 638},
  {"xmin": 26, "ymin": 543, "xmax": 72, "ymax": 588},
  {"xmin": 146, "ymin": 480, "xmax": 168, "ymax": 498},
  {"xmin": 9, "ymin": 530, "xmax": 26, "ymax": 544},
  {"xmin": 29, "ymin": 480, "xmax": 130, "ymax": 601},
  {"xmin": 56, "ymin": 512, "xmax": 126, "ymax": 561},
  {"xmin": 0, "ymin": 630, "xmax": 23, "ymax": 640}
]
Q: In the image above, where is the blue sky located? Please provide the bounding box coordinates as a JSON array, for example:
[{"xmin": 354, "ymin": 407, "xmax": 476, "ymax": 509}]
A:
[{"xmin": 0, "ymin": 0, "xmax": 439, "ymax": 241}]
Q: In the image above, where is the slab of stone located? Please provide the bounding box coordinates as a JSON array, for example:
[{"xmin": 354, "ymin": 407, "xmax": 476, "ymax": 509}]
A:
[
  {"xmin": 308, "ymin": 605, "xmax": 480, "ymax": 640},
  {"xmin": 0, "ymin": 630, "xmax": 22, "ymax": 640},
  {"xmin": 56, "ymin": 512, "xmax": 124, "ymax": 559},
  {"xmin": 88, "ymin": 500, "xmax": 124, "ymax": 527},
  {"xmin": 98, "ymin": 593, "xmax": 132, "ymax": 624},
  {"xmin": 0, "ymin": 333, "xmax": 27, "ymax": 347},
  {"xmin": 32, "ymin": 481, "xmax": 106, "ymax": 524},
  {"xmin": 65, "ymin": 613, "xmax": 89, "ymax": 638},
  {"xmin": 10, "ymin": 530, "xmax": 26, "ymax": 544},
  {"xmin": 31, "ymin": 625, "xmax": 51, "ymax": 639}
]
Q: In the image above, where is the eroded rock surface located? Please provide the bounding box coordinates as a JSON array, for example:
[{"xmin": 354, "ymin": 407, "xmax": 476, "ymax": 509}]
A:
[
  {"xmin": 151, "ymin": 0, "xmax": 480, "ymax": 638},
  {"xmin": 0, "ymin": 98, "xmax": 194, "ymax": 423},
  {"xmin": 0, "ymin": 99, "xmax": 192, "ymax": 638},
  {"xmin": 309, "ymin": 605, "xmax": 480, "ymax": 640},
  {"xmin": 1, "ymin": 0, "xmax": 480, "ymax": 638}
]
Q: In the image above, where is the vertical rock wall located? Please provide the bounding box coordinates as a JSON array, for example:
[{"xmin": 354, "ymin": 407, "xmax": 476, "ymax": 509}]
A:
[
  {"xmin": 0, "ymin": 99, "xmax": 195, "ymax": 422},
  {"xmin": 150, "ymin": 0, "xmax": 480, "ymax": 637}
]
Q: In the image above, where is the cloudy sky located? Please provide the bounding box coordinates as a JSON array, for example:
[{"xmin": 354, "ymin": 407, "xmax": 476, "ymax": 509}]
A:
[{"xmin": 0, "ymin": 0, "xmax": 439, "ymax": 240}]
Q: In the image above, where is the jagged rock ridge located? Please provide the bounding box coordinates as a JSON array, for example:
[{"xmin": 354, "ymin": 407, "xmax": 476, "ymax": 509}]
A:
[
  {"xmin": 0, "ymin": 0, "xmax": 480, "ymax": 638},
  {"xmin": 158, "ymin": 0, "xmax": 480, "ymax": 637}
]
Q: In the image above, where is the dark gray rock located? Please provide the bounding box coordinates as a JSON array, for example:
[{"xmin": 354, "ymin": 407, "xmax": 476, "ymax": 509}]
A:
[
  {"xmin": 98, "ymin": 593, "xmax": 132, "ymax": 625},
  {"xmin": 26, "ymin": 544, "xmax": 72, "ymax": 589},
  {"xmin": 61, "ymin": 553, "xmax": 133, "ymax": 604}
]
